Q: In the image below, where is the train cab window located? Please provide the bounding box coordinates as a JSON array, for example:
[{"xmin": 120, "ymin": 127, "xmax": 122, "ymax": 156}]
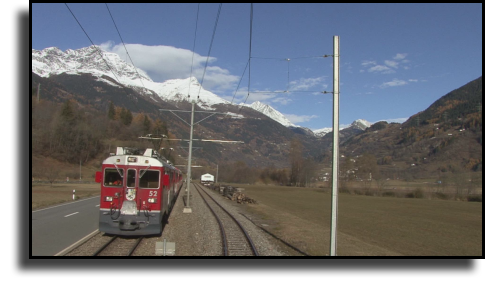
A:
[
  {"xmin": 139, "ymin": 170, "xmax": 160, "ymax": 189},
  {"xmin": 127, "ymin": 169, "xmax": 136, "ymax": 187},
  {"xmin": 104, "ymin": 169, "xmax": 124, "ymax": 187}
]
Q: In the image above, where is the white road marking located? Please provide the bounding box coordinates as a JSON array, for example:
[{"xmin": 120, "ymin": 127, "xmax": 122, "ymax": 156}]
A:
[
  {"xmin": 32, "ymin": 196, "xmax": 100, "ymax": 213},
  {"xmin": 64, "ymin": 212, "xmax": 79, "ymax": 217}
]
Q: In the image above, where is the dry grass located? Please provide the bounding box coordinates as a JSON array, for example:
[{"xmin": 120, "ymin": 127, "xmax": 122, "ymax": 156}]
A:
[
  {"xmin": 31, "ymin": 183, "xmax": 100, "ymax": 210},
  {"xmin": 32, "ymin": 181, "xmax": 481, "ymax": 256},
  {"xmin": 233, "ymin": 184, "xmax": 482, "ymax": 256}
]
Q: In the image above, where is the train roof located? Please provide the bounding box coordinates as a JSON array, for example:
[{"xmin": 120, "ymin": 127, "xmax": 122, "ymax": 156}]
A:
[{"xmin": 102, "ymin": 147, "xmax": 179, "ymax": 171}]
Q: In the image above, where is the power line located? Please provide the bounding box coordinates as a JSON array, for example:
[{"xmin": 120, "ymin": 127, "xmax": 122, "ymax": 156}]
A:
[
  {"xmin": 105, "ymin": 3, "xmax": 147, "ymax": 90},
  {"xmin": 251, "ymin": 55, "xmax": 326, "ymax": 60},
  {"xmin": 196, "ymin": 3, "xmax": 223, "ymax": 100},
  {"xmin": 242, "ymin": 3, "xmax": 254, "ymax": 107},
  {"xmin": 64, "ymin": 3, "xmax": 122, "ymax": 85},
  {"xmin": 229, "ymin": 58, "xmax": 249, "ymax": 105},
  {"xmin": 187, "ymin": 3, "xmax": 200, "ymax": 100},
  {"xmin": 249, "ymin": 90, "xmax": 324, "ymax": 94}
]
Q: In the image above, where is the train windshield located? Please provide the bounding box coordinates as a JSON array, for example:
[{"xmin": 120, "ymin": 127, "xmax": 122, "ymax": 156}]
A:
[
  {"xmin": 139, "ymin": 170, "xmax": 160, "ymax": 189},
  {"xmin": 127, "ymin": 169, "xmax": 136, "ymax": 187},
  {"xmin": 104, "ymin": 169, "xmax": 124, "ymax": 187}
]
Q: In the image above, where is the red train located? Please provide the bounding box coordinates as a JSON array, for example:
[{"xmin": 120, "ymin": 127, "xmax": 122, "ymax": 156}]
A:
[{"xmin": 95, "ymin": 146, "xmax": 183, "ymax": 236}]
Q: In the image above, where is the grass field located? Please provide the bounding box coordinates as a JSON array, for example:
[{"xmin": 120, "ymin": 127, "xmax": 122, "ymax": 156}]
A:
[
  {"xmin": 231, "ymin": 184, "xmax": 482, "ymax": 256},
  {"xmin": 31, "ymin": 182, "xmax": 481, "ymax": 256},
  {"xmin": 31, "ymin": 183, "xmax": 100, "ymax": 210}
]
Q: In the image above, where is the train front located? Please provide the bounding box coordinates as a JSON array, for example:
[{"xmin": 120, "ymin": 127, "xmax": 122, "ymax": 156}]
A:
[{"xmin": 96, "ymin": 147, "xmax": 167, "ymax": 236}]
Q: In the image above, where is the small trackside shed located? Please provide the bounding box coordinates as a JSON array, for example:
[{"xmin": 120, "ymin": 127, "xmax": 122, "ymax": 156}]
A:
[{"xmin": 201, "ymin": 173, "xmax": 215, "ymax": 185}]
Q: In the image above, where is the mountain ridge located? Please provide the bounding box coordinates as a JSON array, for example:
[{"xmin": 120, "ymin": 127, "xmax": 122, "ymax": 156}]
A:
[{"xmin": 32, "ymin": 45, "xmax": 371, "ymax": 133}]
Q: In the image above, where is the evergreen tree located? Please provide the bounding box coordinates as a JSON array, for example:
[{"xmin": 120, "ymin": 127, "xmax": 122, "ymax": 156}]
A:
[
  {"xmin": 120, "ymin": 107, "xmax": 132, "ymax": 126},
  {"xmin": 143, "ymin": 114, "xmax": 151, "ymax": 134},
  {"xmin": 60, "ymin": 100, "xmax": 76, "ymax": 124},
  {"xmin": 108, "ymin": 102, "xmax": 115, "ymax": 120}
]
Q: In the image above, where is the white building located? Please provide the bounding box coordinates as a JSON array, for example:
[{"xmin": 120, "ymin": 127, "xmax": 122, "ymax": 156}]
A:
[{"xmin": 201, "ymin": 173, "xmax": 215, "ymax": 185}]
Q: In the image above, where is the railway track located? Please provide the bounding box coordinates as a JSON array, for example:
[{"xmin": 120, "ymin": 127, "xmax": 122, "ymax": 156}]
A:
[
  {"xmin": 92, "ymin": 235, "xmax": 143, "ymax": 256},
  {"xmin": 193, "ymin": 183, "xmax": 259, "ymax": 256}
]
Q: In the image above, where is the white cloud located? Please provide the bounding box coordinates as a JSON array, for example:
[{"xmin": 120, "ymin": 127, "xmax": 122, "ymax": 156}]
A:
[
  {"xmin": 283, "ymin": 113, "xmax": 318, "ymax": 124},
  {"xmin": 100, "ymin": 42, "xmax": 239, "ymax": 93},
  {"xmin": 289, "ymin": 76, "xmax": 327, "ymax": 91},
  {"xmin": 223, "ymin": 88, "xmax": 280, "ymax": 105},
  {"xmin": 393, "ymin": 53, "xmax": 408, "ymax": 60},
  {"xmin": 379, "ymin": 78, "xmax": 408, "ymax": 88},
  {"xmin": 384, "ymin": 60, "xmax": 399, "ymax": 68},
  {"xmin": 361, "ymin": 60, "xmax": 376, "ymax": 66},
  {"xmin": 408, "ymin": 79, "xmax": 418, "ymax": 82},
  {"xmin": 272, "ymin": 96, "xmax": 293, "ymax": 105},
  {"xmin": 368, "ymin": 65, "xmax": 395, "ymax": 74},
  {"xmin": 362, "ymin": 53, "xmax": 409, "ymax": 74}
]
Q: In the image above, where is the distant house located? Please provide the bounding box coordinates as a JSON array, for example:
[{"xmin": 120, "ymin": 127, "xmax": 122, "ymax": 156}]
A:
[{"xmin": 201, "ymin": 173, "xmax": 215, "ymax": 185}]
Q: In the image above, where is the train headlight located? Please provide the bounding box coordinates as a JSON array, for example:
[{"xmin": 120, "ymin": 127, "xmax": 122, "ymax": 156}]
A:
[
  {"xmin": 128, "ymin": 157, "xmax": 137, "ymax": 162},
  {"xmin": 148, "ymin": 198, "xmax": 157, "ymax": 203},
  {"xmin": 105, "ymin": 196, "xmax": 113, "ymax": 202}
]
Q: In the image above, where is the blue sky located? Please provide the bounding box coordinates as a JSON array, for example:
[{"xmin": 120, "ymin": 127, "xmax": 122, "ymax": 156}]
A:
[{"xmin": 32, "ymin": 3, "xmax": 482, "ymax": 130}]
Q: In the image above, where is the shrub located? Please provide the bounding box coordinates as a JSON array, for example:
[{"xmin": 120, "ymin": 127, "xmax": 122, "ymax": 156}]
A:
[
  {"xmin": 382, "ymin": 191, "xmax": 396, "ymax": 197},
  {"xmin": 339, "ymin": 188, "xmax": 352, "ymax": 194},
  {"xmin": 433, "ymin": 192, "xmax": 449, "ymax": 200},
  {"xmin": 467, "ymin": 195, "xmax": 482, "ymax": 202},
  {"xmin": 354, "ymin": 190, "xmax": 363, "ymax": 195},
  {"xmin": 405, "ymin": 189, "xmax": 424, "ymax": 198},
  {"xmin": 405, "ymin": 192, "xmax": 414, "ymax": 198},
  {"xmin": 414, "ymin": 188, "xmax": 424, "ymax": 198}
]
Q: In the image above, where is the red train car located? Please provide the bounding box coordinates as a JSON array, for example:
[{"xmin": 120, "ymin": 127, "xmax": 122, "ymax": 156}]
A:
[{"xmin": 95, "ymin": 147, "xmax": 183, "ymax": 236}]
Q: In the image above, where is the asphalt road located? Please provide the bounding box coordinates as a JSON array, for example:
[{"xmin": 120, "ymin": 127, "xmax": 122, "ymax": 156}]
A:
[{"xmin": 31, "ymin": 196, "xmax": 100, "ymax": 256}]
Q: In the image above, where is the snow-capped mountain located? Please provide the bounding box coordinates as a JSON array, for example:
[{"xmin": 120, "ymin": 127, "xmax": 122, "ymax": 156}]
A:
[
  {"xmin": 313, "ymin": 119, "xmax": 371, "ymax": 137},
  {"xmin": 241, "ymin": 101, "xmax": 297, "ymax": 127},
  {"xmin": 32, "ymin": 46, "xmax": 371, "ymax": 131},
  {"xmin": 32, "ymin": 46, "xmax": 229, "ymax": 110},
  {"xmin": 312, "ymin": 127, "xmax": 333, "ymax": 137},
  {"xmin": 144, "ymin": 77, "xmax": 230, "ymax": 109},
  {"xmin": 350, "ymin": 119, "xmax": 372, "ymax": 130},
  {"xmin": 32, "ymin": 46, "xmax": 152, "ymax": 83}
]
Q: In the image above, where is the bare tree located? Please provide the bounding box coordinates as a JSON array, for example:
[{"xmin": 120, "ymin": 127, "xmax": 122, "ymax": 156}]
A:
[
  {"xmin": 289, "ymin": 138, "xmax": 303, "ymax": 186},
  {"xmin": 356, "ymin": 153, "xmax": 379, "ymax": 191},
  {"xmin": 43, "ymin": 163, "xmax": 60, "ymax": 187}
]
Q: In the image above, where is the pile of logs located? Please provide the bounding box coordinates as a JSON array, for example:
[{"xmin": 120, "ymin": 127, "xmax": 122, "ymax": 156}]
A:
[
  {"xmin": 230, "ymin": 192, "xmax": 256, "ymax": 204},
  {"xmin": 214, "ymin": 185, "xmax": 256, "ymax": 204}
]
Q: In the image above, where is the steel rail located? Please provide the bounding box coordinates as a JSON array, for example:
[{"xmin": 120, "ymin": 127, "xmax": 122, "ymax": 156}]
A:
[{"xmin": 194, "ymin": 183, "xmax": 259, "ymax": 256}]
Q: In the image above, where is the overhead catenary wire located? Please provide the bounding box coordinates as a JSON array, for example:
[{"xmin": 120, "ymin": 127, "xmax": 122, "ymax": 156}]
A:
[
  {"xmin": 196, "ymin": 3, "xmax": 223, "ymax": 100},
  {"xmin": 237, "ymin": 4, "xmax": 331, "ymax": 110},
  {"xmin": 246, "ymin": 55, "xmax": 332, "ymax": 94},
  {"xmin": 241, "ymin": 3, "xmax": 254, "ymax": 108},
  {"xmin": 65, "ymin": 3, "xmax": 122, "ymax": 85},
  {"xmin": 251, "ymin": 55, "xmax": 329, "ymax": 60},
  {"xmin": 187, "ymin": 3, "xmax": 200, "ymax": 100},
  {"xmin": 229, "ymin": 58, "xmax": 249, "ymax": 105},
  {"xmin": 105, "ymin": 3, "xmax": 147, "ymax": 90}
]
